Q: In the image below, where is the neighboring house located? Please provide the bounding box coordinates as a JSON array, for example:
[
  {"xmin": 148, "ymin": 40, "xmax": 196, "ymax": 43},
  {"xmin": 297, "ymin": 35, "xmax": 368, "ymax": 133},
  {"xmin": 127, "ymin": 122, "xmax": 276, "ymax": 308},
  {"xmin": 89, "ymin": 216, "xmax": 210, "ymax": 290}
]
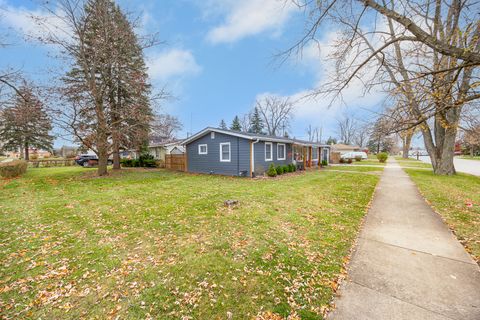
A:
[
  {"xmin": 182, "ymin": 127, "xmax": 330, "ymax": 177},
  {"xmin": 148, "ymin": 140, "xmax": 185, "ymax": 161},
  {"xmin": 331, "ymin": 143, "xmax": 360, "ymax": 155},
  {"xmin": 6, "ymin": 148, "xmax": 52, "ymax": 159}
]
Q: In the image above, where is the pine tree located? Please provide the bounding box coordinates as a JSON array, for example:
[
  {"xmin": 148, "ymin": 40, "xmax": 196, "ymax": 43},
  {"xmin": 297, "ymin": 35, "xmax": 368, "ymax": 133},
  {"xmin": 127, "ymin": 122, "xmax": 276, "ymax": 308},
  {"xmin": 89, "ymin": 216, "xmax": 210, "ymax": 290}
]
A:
[
  {"xmin": 219, "ymin": 119, "xmax": 227, "ymax": 130},
  {"xmin": 108, "ymin": 3, "xmax": 153, "ymax": 169},
  {"xmin": 249, "ymin": 107, "xmax": 264, "ymax": 134},
  {"xmin": 63, "ymin": 0, "xmax": 153, "ymax": 174},
  {"xmin": 230, "ymin": 116, "xmax": 241, "ymax": 131},
  {"xmin": 0, "ymin": 84, "xmax": 53, "ymax": 160}
]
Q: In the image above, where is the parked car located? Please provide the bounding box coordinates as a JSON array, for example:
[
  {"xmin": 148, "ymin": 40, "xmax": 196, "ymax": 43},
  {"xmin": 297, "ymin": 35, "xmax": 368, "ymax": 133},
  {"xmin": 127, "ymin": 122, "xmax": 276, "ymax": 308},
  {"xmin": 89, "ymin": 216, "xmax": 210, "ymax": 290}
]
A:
[
  {"xmin": 341, "ymin": 151, "xmax": 368, "ymax": 160},
  {"xmin": 75, "ymin": 154, "xmax": 113, "ymax": 167}
]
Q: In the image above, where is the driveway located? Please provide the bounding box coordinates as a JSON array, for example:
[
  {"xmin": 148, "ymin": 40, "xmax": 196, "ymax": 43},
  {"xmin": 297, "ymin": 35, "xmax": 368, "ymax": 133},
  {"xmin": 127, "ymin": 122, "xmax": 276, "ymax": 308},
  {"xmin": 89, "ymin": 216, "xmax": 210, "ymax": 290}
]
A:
[{"xmin": 417, "ymin": 156, "xmax": 480, "ymax": 176}]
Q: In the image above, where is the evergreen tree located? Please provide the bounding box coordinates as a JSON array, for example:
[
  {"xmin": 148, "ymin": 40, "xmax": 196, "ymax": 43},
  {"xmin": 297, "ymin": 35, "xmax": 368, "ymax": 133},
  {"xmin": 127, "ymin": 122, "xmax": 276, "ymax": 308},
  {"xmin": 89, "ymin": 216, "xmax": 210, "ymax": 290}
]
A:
[
  {"xmin": 63, "ymin": 0, "xmax": 153, "ymax": 174},
  {"xmin": 249, "ymin": 107, "xmax": 264, "ymax": 134},
  {"xmin": 230, "ymin": 116, "xmax": 241, "ymax": 131},
  {"xmin": 0, "ymin": 85, "xmax": 53, "ymax": 160},
  {"xmin": 326, "ymin": 136, "xmax": 337, "ymax": 145},
  {"xmin": 219, "ymin": 119, "xmax": 227, "ymax": 130}
]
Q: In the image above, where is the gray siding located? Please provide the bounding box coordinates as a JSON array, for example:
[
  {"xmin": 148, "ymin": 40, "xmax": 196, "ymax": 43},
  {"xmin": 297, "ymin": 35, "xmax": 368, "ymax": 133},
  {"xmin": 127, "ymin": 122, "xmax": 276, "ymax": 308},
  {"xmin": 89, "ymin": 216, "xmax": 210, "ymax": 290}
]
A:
[
  {"xmin": 187, "ymin": 132, "xmax": 250, "ymax": 176},
  {"xmin": 253, "ymin": 141, "xmax": 292, "ymax": 174}
]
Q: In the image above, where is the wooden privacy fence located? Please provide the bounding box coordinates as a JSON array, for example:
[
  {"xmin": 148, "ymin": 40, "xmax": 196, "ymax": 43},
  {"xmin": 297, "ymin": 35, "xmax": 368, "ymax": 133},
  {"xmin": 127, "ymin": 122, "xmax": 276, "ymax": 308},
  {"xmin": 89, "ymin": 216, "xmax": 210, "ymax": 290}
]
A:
[
  {"xmin": 165, "ymin": 154, "xmax": 186, "ymax": 171},
  {"xmin": 330, "ymin": 152, "xmax": 341, "ymax": 164},
  {"xmin": 28, "ymin": 159, "xmax": 77, "ymax": 168}
]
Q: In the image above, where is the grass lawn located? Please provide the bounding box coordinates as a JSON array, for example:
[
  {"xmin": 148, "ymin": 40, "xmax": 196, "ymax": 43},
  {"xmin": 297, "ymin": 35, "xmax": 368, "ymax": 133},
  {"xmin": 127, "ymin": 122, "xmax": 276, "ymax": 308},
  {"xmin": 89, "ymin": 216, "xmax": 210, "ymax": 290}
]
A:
[
  {"xmin": 394, "ymin": 157, "xmax": 433, "ymax": 169},
  {"xmin": 459, "ymin": 156, "xmax": 480, "ymax": 161},
  {"xmin": 404, "ymin": 169, "xmax": 480, "ymax": 262},
  {"xmin": 324, "ymin": 166, "xmax": 384, "ymax": 173},
  {"xmin": 345, "ymin": 159, "xmax": 386, "ymax": 166},
  {"xmin": 0, "ymin": 167, "xmax": 380, "ymax": 319}
]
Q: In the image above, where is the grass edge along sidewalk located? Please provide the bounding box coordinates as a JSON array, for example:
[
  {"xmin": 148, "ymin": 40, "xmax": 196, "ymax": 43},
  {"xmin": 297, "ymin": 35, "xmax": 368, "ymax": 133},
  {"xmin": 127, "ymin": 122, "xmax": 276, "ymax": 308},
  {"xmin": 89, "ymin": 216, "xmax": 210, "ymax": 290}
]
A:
[{"xmin": 404, "ymin": 168, "xmax": 480, "ymax": 263}]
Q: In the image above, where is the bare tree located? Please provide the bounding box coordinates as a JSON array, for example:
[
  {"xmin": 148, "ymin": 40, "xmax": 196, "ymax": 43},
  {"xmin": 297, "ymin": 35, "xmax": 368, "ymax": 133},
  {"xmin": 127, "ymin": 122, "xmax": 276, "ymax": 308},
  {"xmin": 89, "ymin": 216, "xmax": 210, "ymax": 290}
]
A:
[
  {"xmin": 354, "ymin": 124, "xmax": 370, "ymax": 148},
  {"xmin": 255, "ymin": 96, "xmax": 294, "ymax": 136},
  {"xmin": 337, "ymin": 116, "xmax": 357, "ymax": 145},
  {"xmin": 239, "ymin": 113, "xmax": 251, "ymax": 133},
  {"xmin": 150, "ymin": 114, "xmax": 183, "ymax": 143},
  {"xmin": 288, "ymin": 0, "xmax": 480, "ymax": 175},
  {"xmin": 306, "ymin": 124, "xmax": 322, "ymax": 142}
]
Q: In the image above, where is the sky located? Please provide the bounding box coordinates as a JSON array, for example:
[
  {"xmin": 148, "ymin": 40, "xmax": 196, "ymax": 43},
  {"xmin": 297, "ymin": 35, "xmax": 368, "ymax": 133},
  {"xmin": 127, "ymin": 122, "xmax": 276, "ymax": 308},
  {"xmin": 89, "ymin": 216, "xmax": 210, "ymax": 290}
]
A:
[{"xmin": 0, "ymin": 0, "xmax": 391, "ymax": 147}]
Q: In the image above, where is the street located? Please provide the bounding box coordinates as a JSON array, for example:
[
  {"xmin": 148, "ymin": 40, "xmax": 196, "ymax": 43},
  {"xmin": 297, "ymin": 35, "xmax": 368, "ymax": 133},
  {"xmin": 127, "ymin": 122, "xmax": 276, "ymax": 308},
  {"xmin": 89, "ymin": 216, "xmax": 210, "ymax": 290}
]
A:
[{"xmin": 418, "ymin": 156, "xmax": 480, "ymax": 176}]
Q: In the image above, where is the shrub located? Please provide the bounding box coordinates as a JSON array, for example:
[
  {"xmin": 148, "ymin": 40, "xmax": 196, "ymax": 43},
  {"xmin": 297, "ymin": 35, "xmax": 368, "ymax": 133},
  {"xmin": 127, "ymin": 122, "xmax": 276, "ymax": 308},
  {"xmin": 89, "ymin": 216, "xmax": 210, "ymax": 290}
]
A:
[
  {"xmin": 339, "ymin": 158, "xmax": 345, "ymax": 164},
  {"xmin": 355, "ymin": 156, "xmax": 362, "ymax": 162},
  {"xmin": 282, "ymin": 165, "xmax": 289, "ymax": 173},
  {"xmin": 139, "ymin": 153, "xmax": 154, "ymax": 167},
  {"xmin": 121, "ymin": 159, "xmax": 133, "ymax": 167},
  {"xmin": 30, "ymin": 154, "xmax": 39, "ymax": 160},
  {"xmin": 347, "ymin": 158, "xmax": 353, "ymax": 164},
  {"xmin": 321, "ymin": 160, "xmax": 328, "ymax": 166},
  {"xmin": 276, "ymin": 165, "xmax": 284, "ymax": 175},
  {"xmin": 267, "ymin": 163, "xmax": 277, "ymax": 177},
  {"xmin": 377, "ymin": 152, "xmax": 388, "ymax": 163},
  {"xmin": 143, "ymin": 159, "xmax": 157, "ymax": 168},
  {"xmin": 0, "ymin": 160, "xmax": 28, "ymax": 178},
  {"xmin": 287, "ymin": 164, "xmax": 294, "ymax": 172}
]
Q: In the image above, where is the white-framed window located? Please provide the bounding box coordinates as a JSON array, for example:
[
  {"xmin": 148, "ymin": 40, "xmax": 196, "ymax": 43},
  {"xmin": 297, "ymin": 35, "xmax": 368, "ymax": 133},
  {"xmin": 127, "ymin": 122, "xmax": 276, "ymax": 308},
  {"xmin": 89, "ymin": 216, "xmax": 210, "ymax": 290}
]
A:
[
  {"xmin": 277, "ymin": 143, "xmax": 286, "ymax": 160},
  {"xmin": 211, "ymin": 132, "xmax": 215, "ymax": 139},
  {"xmin": 220, "ymin": 142, "xmax": 231, "ymax": 162},
  {"xmin": 265, "ymin": 142, "xmax": 273, "ymax": 161},
  {"xmin": 198, "ymin": 144, "xmax": 208, "ymax": 155}
]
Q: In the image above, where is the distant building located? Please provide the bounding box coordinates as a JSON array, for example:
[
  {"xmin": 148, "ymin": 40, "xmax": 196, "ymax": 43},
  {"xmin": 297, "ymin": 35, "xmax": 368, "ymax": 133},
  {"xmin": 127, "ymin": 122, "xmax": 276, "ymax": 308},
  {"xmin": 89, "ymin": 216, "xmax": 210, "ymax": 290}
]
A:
[{"xmin": 331, "ymin": 143, "xmax": 360, "ymax": 155}]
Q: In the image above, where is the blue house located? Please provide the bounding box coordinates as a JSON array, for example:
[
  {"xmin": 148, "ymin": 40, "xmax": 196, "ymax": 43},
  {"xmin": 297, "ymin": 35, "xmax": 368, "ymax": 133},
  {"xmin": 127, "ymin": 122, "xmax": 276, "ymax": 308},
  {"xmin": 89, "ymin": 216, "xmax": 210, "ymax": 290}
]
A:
[{"xmin": 182, "ymin": 127, "xmax": 330, "ymax": 177}]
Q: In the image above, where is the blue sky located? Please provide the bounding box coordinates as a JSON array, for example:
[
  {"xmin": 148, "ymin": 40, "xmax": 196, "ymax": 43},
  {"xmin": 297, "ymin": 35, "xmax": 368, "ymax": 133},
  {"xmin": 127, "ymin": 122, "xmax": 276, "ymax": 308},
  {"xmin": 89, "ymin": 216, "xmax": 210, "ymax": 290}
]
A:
[{"xmin": 1, "ymin": 0, "xmax": 388, "ymax": 147}]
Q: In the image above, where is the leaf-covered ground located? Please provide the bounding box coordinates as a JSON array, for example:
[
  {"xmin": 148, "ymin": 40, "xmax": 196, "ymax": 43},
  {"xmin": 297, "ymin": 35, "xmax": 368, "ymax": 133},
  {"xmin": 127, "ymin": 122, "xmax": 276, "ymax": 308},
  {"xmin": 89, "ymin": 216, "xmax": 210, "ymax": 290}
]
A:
[
  {"xmin": 0, "ymin": 167, "xmax": 380, "ymax": 319},
  {"xmin": 405, "ymin": 169, "xmax": 480, "ymax": 263}
]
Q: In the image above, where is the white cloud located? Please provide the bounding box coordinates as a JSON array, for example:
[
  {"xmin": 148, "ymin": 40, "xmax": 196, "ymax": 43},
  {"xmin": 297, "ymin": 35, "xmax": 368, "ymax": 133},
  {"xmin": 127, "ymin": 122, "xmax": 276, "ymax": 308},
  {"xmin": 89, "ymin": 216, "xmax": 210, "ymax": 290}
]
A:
[
  {"xmin": 205, "ymin": 0, "xmax": 299, "ymax": 44},
  {"xmin": 256, "ymin": 29, "xmax": 386, "ymax": 130},
  {"xmin": 147, "ymin": 49, "xmax": 202, "ymax": 82},
  {"xmin": 0, "ymin": 1, "xmax": 71, "ymax": 42}
]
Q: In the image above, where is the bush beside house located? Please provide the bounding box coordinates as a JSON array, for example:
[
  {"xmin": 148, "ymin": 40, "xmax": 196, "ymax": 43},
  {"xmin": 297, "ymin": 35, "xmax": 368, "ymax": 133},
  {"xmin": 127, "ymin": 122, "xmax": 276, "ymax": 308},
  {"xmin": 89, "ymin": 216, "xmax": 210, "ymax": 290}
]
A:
[{"xmin": 267, "ymin": 163, "xmax": 277, "ymax": 177}]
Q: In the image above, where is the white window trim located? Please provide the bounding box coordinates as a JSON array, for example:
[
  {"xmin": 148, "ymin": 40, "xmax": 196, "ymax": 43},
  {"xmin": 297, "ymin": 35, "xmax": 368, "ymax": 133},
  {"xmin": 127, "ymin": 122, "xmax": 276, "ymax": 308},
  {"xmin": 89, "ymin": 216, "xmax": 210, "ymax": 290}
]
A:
[
  {"xmin": 220, "ymin": 142, "xmax": 231, "ymax": 162},
  {"xmin": 198, "ymin": 144, "xmax": 208, "ymax": 155},
  {"xmin": 277, "ymin": 143, "xmax": 286, "ymax": 160},
  {"xmin": 265, "ymin": 142, "xmax": 273, "ymax": 161}
]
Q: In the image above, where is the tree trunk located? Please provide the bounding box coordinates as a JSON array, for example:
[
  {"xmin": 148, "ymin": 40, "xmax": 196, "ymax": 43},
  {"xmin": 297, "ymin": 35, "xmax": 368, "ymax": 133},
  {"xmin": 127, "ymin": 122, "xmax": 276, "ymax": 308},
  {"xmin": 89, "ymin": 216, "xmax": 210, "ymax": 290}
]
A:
[
  {"xmin": 112, "ymin": 143, "xmax": 121, "ymax": 170},
  {"xmin": 402, "ymin": 133, "xmax": 412, "ymax": 159},
  {"xmin": 422, "ymin": 121, "xmax": 457, "ymax": 175},
  {"xmin": 97, "ymin": 140, "xmax": 109, "ymax": 176},
  {"xmin": 96, "ymin": 104, "xmax": 109, "ymax": 176},
  {"xmin": 24, "ymin": 142, "xmax": 29, "ymax": 161},
  {"xmin": 471, "ymin": 146, "xmax": 474, "ymax": 157}
]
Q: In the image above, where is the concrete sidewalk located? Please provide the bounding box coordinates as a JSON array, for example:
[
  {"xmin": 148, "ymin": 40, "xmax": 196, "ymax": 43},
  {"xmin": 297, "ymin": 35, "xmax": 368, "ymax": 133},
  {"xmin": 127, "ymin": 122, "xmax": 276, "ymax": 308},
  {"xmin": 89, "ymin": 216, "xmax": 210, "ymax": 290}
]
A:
[{"xmin": 328, "ymin": 159, "xmax": 480, "ymax": 320}]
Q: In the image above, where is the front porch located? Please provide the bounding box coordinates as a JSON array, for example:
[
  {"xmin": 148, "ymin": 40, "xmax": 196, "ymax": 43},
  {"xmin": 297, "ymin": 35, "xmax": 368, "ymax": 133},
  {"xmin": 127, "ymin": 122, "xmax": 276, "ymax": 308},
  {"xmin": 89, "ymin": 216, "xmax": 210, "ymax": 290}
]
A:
[{"xmin": 292, "ymin": 144, "xmax": 330, "ymax": 170}]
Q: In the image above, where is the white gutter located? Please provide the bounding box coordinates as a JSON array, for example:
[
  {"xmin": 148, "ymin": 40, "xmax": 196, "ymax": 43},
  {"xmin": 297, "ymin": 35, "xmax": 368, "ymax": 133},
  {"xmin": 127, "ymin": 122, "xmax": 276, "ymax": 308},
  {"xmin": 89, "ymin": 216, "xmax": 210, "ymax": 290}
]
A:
[{"xmin": 251, "ymin": 139, "xmax": 260, "ymax": 177}]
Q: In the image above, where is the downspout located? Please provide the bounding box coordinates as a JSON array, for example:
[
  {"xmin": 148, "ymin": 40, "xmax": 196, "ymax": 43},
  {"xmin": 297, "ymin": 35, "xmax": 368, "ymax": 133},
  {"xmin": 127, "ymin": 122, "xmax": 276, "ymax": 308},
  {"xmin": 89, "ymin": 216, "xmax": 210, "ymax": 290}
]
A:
[
  {"xmin": 237, "ymin": 137, "xmax": 240, "ymax": 175},
  {"xmin": 251, "ymin": 139, "xmax": 260, "ymax": 177}
]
